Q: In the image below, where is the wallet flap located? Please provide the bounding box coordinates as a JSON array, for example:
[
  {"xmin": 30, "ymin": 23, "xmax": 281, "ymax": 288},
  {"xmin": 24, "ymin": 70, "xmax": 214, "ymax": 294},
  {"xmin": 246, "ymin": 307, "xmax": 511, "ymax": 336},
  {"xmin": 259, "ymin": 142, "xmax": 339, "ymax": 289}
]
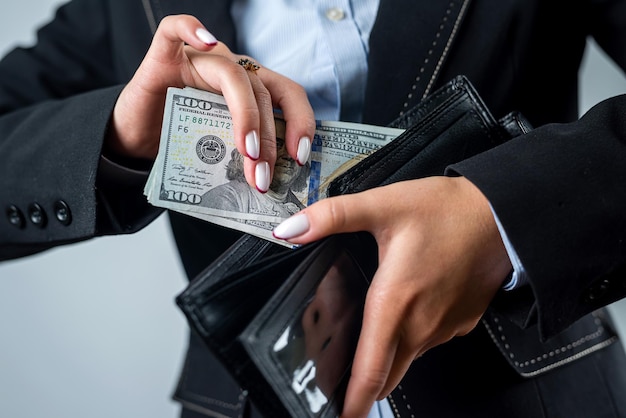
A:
[
  {"xmin": 176, "ymin": 238, "xmax": 324, "ymax": 418},
  {"xmin": 176, "ymin": 239, "xmax": 317, "ymax": 343},
  {"xmin": 327, "ymin": 75, "xmax": 511, "ymax": 196}
]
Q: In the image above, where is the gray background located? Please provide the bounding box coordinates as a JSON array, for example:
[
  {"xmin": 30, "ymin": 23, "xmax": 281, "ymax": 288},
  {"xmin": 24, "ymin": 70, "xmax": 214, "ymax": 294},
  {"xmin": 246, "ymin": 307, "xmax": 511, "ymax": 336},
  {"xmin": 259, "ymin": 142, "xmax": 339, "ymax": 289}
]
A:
[{"xmin": 0, "ymin": 1, "xmax": 625, "ymax": 418}]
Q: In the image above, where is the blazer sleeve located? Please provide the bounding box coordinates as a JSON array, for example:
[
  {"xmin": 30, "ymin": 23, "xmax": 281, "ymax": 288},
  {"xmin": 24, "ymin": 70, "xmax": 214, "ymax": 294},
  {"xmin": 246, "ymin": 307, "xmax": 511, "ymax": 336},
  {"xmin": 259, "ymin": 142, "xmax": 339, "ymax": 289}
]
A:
[
  {"xmin": 0, "ymin": 0, "xmax": 161, "ymax": 261},
  {"xmin": 448, "ymin": 0, "xmax": 626, "ymax": 341},
  {"xmin": 449, "ymin": 94, "xmax": 626, "ymax": 340}
]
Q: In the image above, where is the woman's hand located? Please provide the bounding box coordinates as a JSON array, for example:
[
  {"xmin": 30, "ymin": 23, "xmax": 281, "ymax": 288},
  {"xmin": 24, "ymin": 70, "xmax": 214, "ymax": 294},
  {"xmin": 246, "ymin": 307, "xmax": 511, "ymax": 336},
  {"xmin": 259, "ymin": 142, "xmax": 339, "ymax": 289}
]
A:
[
  {"xmin": 273, "ymin": 176, "xmax": 513, "ymax": 418},
  {"xmin": 108, "ymin": 15, "xmax": 315, "ymax": 191}
]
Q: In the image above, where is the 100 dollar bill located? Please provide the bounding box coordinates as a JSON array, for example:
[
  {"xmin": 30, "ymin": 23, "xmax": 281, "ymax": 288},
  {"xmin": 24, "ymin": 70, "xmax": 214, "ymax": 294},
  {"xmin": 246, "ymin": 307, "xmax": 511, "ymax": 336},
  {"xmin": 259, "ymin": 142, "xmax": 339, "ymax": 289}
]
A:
[{"xmin": 145, "ymin": 87, "xmax": 404, "ymax": 245}]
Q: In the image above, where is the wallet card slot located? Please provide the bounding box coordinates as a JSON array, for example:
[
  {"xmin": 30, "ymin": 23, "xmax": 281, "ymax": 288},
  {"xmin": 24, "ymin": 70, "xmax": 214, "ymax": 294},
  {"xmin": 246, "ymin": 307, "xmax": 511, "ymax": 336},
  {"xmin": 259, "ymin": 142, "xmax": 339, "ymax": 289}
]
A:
[{"xmin": 240, "ymin": 235, "xmax": 372, "ymax": 418}]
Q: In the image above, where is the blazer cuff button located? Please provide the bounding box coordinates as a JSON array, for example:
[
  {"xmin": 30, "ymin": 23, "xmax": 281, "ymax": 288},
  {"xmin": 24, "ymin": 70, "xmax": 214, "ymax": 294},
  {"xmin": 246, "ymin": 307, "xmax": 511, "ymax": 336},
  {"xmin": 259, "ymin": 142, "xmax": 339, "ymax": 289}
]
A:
[
  {"xmin": 54, "ymin": 200, "xmax": 72, "ymax": 226},
  {"xmin": 28, "ymin": 202, "xmax": 47, "ymax": 228},
  {"xmin": 6, "ymin": 205, "xmax": 25, "ymax": 229}
]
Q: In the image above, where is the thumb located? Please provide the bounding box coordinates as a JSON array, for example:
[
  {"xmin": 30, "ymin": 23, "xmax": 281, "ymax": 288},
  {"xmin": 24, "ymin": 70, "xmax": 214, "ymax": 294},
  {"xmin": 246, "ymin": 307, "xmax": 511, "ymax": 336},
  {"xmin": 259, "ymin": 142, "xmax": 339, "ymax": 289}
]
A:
[{"xmin": 273, "ymin": 191, "xmax": 378, "ymax": 244}]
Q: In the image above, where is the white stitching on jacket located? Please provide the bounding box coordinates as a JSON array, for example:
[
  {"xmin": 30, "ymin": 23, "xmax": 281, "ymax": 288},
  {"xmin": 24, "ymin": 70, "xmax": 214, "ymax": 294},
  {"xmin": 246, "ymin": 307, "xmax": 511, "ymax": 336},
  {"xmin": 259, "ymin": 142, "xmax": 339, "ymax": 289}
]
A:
[
  {"xmin": 141, "ymin": 0, "xmax": 158, "ymax": 34},
  {"xmin": 388, "ymin": 387, "xmax": 411, "ymax": 418},
  {"xmin": 399, "ymin": 0, "xmax": 471, "ymax": 117},
  {"xmin": 482, "ymin": 311, "xmax": 617, "ymax": 377}
]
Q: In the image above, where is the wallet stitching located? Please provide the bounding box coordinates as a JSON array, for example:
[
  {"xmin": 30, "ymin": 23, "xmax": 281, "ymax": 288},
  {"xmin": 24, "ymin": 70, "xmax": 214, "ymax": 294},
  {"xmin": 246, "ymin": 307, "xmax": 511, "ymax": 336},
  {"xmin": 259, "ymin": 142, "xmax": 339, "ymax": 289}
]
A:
[
  {"xmin": 339, "ymin": 91, "xmax": 499, "ymax": 196},
  {"xmin": 336, "ymin": 88, "xmax": 465, "ymax": 193},
  {"xmin": 382, "ymin": 83, "xmax": 458, "ymax": 138},
  {"xmin": 179, "ymin": 236, "xmax": 255, "ymax": 298},
  {"xmin": 181, "ymin": 239, "xmax": 273, "ymax": 305}
]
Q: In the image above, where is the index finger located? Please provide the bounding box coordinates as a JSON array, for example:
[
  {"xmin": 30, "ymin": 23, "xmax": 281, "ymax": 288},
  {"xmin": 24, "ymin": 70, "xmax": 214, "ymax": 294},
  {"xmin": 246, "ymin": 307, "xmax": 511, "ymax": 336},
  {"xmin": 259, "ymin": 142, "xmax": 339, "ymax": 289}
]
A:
[{"xmin": 272, "ymin": 190, "xmax": 380, "ymax": 243}]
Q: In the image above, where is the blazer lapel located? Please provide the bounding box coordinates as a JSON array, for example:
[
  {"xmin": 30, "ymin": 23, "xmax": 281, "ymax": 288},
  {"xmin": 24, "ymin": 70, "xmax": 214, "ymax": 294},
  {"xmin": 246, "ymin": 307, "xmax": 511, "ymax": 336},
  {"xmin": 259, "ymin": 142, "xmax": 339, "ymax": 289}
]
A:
[
  {"xmin": 143, "ymin": 0, "xmax": 237, "ymax": 45},
  {"xmin": 362, "ymin": 0, "xmax": 472, "ymax": 125},
  {"xmin": 144, "ymin": 0, "xmax": 472, "ymax": 127}
]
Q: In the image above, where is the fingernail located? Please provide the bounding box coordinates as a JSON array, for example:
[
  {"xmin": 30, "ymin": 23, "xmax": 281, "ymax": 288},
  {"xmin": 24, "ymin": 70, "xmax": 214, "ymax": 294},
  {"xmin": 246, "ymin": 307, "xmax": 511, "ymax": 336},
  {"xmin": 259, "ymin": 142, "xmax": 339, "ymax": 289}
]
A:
[
  {"xmin": 195, "ymin": 28, "xmax": 217, "ymax": 46},
  {"xmin": 255, "ymin": 161, "xmax": 270, "ymax": 193},
  {"xmin": 273, "ymin": 214, "xmax": 310, "ymax": 240},
  {"xmin": 296, "ymin": 136, "xmax": 311, "ymax": 166},
  {"xmin": 246, "ymin": 130, "xmax": 260, "ymax": 160}
]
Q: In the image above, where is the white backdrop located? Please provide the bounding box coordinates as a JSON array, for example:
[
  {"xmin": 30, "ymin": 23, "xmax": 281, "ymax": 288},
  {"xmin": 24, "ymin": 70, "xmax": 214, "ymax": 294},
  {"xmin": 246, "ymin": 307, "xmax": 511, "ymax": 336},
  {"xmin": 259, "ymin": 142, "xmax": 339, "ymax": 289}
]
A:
[
  {"xmin": 0, "ymin": 3, "xmax": 187, "ymax": 418},
  {"xmin": 1, "ymin": 2, "xmax": 626, "ymax": 418}
]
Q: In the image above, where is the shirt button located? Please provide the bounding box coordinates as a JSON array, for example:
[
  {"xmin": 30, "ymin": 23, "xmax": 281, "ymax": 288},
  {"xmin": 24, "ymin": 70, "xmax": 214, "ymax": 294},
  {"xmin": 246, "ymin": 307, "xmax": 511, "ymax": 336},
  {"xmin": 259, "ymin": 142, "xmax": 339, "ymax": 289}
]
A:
[
  {"xmin": 54, "ymin": 200, "xmax": 72, "ymax": 226},
  {"xmin": 325, "ymin": 7, "xmax": 345, "ymax": 21},
  {"xmin": 6, "ymin": 205, "xmax": 26, "ymax": 229},
  {"xmin": 28, "ymin": 202, "xmax": 47, "ymax": 228}
]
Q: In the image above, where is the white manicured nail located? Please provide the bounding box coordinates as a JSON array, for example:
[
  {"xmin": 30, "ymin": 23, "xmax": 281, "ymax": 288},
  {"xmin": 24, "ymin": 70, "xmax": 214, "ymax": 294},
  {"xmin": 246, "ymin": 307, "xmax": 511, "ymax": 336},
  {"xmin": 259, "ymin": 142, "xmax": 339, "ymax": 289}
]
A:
[
  {"xmin": 273, "ymin": 214, "xmax": 310, "ymax": 240},
  {"xmin": 255, "ymin": 161, "xmax": 270, "ymax": 192},
  {"xmin": 246, "ymin": 130, "xmax": 260, "ymax": 160},
  {"xmin": 296, "ymin": 136, "xmax": 311, "ymax": 165},
  {"xmin": 195, "ymin": 28, "xmax": 217, "ymax": 46}
]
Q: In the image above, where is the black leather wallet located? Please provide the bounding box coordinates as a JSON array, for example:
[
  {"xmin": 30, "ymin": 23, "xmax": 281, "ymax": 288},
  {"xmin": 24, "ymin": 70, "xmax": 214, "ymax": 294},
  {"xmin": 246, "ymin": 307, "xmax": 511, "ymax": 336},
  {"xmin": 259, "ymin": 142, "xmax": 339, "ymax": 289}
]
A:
[{"xmin": 175, "ymin": 75, "xmax": 530, "ymax": 418}]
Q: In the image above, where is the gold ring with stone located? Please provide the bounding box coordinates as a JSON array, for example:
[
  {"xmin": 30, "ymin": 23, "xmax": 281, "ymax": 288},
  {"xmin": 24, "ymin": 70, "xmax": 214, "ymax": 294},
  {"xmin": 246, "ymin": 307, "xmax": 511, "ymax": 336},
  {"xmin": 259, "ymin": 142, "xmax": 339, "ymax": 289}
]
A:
[{"xmin": 237, "ymin": 58, "xmax": 260, "ymax": 73}]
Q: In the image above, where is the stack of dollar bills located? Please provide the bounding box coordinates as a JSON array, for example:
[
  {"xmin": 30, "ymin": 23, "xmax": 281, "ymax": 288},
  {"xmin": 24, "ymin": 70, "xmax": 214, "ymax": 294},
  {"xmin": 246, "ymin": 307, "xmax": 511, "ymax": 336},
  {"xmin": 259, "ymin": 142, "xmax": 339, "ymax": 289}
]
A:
[{"xmin": 144, "ymin": 87, "xmax": 404, "ymax": 247}]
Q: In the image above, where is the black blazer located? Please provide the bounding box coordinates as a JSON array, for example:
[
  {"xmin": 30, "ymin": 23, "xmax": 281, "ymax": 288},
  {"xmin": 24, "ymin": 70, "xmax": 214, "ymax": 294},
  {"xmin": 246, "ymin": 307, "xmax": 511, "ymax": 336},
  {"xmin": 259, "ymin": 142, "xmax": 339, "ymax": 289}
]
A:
[{"xmin": 2, "ymin": 0, "xmax": 626, "ymax": 416}]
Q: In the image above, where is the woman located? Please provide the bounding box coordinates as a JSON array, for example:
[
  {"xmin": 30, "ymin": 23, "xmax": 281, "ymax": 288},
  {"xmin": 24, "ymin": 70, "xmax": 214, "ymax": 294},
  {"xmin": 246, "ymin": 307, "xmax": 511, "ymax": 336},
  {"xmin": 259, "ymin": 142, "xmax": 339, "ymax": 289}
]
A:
[{"xmin": 2, "ymin": 1, "xmax": 626, "ymax": 417}]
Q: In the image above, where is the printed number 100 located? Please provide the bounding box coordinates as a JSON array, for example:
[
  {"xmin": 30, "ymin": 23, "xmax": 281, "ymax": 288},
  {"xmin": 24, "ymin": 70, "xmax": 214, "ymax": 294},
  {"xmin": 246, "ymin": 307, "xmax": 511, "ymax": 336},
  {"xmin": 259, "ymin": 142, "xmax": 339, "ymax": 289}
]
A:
[{"xmin": 163, "ymin": 190, "xmax": 201, "ymax": 204}]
